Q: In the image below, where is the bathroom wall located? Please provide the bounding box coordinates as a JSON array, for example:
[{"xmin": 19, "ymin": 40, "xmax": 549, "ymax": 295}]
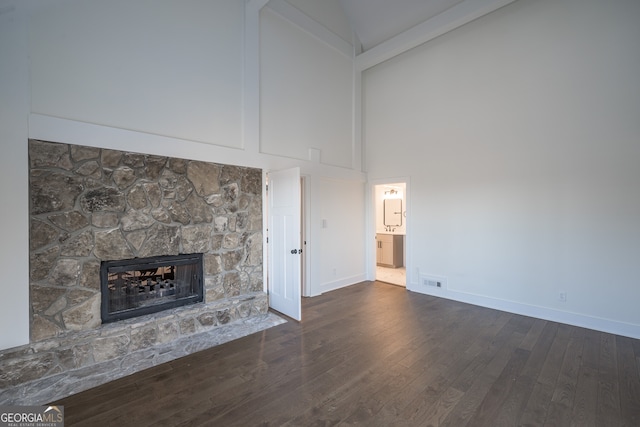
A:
[
  {"xmin": 375, "ymin": 183, "xmax": 406, "ymax": 235},
  {"xmin": 374, "ymin": 183, "xmax": 407, "ymax": 269}
]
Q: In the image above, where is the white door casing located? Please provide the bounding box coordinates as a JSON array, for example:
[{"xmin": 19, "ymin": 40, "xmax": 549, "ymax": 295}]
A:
[{"xmin": 267, "ymin": 167, "xmax": 302, "ymax": 320}]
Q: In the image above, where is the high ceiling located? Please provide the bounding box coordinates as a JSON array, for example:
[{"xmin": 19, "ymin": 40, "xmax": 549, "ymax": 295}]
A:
[
  {"xmin": 266, "ymin": 0, "xmax": 515, "ymax": 69},
  {"xmin": 339, "ymin": 0, "xmax": 465, "ymax": 51}
]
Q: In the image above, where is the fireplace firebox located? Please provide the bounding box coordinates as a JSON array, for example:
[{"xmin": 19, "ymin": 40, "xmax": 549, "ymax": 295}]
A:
[{"xmin": 100, "ymin": 253, "xmax": 204, "ymax": 323}]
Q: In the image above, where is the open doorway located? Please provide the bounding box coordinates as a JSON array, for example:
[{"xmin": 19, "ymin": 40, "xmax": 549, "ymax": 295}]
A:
[{"xmin": 374, "ymin": 182, "xmax": 407, "ymax": 287}]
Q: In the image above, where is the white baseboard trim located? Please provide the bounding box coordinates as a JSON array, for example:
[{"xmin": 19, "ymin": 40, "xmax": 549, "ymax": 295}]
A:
[
  {"xmin": 319, "ymin": 274, "xmax": 368, "ymax": 295},
  {"xmin": 407, "ymin": 283, "xmax": 640, "ymax": 340}
]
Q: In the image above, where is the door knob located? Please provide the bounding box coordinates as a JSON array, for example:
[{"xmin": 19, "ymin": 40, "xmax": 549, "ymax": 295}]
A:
[{"xmin": 291, "ymin": 249, "xmax": 298, "ymax": 254}]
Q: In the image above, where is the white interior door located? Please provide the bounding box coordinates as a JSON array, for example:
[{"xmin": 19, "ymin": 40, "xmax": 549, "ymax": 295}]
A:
[{"xmin": 267, "ymin": 167, "xmax": 302, "ymax": 320}]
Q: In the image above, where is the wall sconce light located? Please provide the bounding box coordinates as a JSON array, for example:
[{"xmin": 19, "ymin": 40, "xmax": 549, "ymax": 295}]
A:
[{"xmin": 383, "ymin": 188, "xmax": 402, "ymax": 199}]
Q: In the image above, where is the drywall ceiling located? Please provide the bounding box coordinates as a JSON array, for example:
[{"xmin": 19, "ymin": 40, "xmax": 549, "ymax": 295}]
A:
[
  {"xmin": 265, "ymin": 0, "xmax": 517, "ymax": 70},
  {"xmin": 339, "ymin": 0, "xmax": 464, "ymax": 51}
]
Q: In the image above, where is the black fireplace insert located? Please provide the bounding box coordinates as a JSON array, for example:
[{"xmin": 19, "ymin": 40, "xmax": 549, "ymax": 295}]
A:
[{"xmin": 100, "ymin": 253, "xmax": 204, "ymax": 323}]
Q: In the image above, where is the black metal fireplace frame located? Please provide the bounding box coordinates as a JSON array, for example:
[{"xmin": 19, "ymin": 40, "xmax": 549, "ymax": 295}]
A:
[{"xmin": 100, "ymin": 253, "xmax": 204, "ymax": 323}]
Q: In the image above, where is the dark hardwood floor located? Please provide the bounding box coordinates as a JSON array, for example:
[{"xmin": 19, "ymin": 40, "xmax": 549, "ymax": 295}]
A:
[{"xmin": 54, "ymin": 281, "xmax": 640, "ymax": 426}]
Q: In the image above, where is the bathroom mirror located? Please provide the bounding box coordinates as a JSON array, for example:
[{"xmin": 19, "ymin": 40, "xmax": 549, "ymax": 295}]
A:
[{"xmin": 383, "ymin": 199, "xmax": 402, "ymax": 227}]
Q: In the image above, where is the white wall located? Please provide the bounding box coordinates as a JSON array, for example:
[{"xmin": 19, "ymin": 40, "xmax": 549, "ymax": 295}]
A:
[
  {"xmin": 30, "ymin": 0, "xmax": 244, "ymax": 147},
  {"xmin": 0, "ymin": 0, "xmax": 366, "ymax": 350},
  {"xmin": 260, "ymin": 7, "xmax": 354, "ymax": 169},
  {"xmin": 364, "ymin": 0, "xmax": 640, "ymax": 337},
  {"xmin": 284, "ymin": 0, "xmax": 354, "ymax": 44},
  {"xmin": 0, "ymin": 1, "xmax": 30, "ymax": 350},
  {"xmin": 312, "ymin": 177, "xmax": 366, "ymax": 294}
]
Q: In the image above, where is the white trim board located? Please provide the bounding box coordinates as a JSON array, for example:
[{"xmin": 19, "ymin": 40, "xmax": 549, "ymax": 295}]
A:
[
  {"xmin": 355, "ymin": 0, "xmax": 516, "ymax": 71},
  {"xmin": 319, "ymin": 274, "xmax": 367, "ymax": 296},
  {"xmin": 409, "ymin": 283, "xmax": 640, "ymax": 340},
  {"xmin": 266, "ymin": 0, "xmax": 354, "ymax": 59}
]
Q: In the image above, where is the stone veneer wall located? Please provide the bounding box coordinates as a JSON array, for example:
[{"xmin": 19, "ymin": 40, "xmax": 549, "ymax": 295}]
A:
[
  {"xmin": 28, "ymin": 139, "xmax": 264, "ymax": 339},
  {"xmin": 0, "ymin": 140, "xmax": 270, "ymax": 404}
]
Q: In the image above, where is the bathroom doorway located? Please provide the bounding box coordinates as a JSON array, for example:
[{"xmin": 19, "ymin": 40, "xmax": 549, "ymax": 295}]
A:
[{"xmin": 374, "ymin": 182, "xmax": 407, "ymax": 287}]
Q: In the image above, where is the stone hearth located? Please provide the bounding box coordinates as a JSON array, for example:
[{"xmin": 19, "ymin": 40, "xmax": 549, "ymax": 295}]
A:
[
  {"xmin": 0, "ymin": 310, "xmax": 285, "ymax": 405},
  {"xmin": 0, "ymin": 139, "xmax": 278, "ymax": 405}
]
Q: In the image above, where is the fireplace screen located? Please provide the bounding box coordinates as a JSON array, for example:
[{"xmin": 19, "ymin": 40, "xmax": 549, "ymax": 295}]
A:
[{"xmin": 100, "ymin": 253, "xmax": 204, "ymax": 323}]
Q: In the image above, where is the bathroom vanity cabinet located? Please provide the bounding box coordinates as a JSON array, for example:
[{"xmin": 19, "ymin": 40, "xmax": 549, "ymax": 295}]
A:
[{"xmin": 376, "ymin": 234, "xmax": 404, "ymax": 268}]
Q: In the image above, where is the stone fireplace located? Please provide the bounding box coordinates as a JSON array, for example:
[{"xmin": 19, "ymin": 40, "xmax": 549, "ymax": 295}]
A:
[
  {"xmin": 28, "ymin": 139, "xmax": 266, "ymax": 340},
  {"xmin": 100, "ymin": 253, "xmax": 204, "ymax": 323},
  {"xmin": 0, "ymin": 139, "xmax": 284, "ymax": 405}
]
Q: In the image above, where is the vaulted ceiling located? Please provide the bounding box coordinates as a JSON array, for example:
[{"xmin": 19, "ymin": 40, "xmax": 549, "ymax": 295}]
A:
[
  {"xmin": 266, "ymin": 0, "xmax": 516, "ymax": 70},
  {"xmin": 336, "ymin": 0, "xmax": 516, "ymax": 69},
  {"xmin": 339, "ymin": 0, "xmax": 465, "ymax": 51}
]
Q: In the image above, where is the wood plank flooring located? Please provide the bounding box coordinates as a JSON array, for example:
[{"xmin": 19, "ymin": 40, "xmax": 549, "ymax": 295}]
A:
[{"xmin": 53, "ymin": 281, "xmax": 640, "ymax": 426}]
